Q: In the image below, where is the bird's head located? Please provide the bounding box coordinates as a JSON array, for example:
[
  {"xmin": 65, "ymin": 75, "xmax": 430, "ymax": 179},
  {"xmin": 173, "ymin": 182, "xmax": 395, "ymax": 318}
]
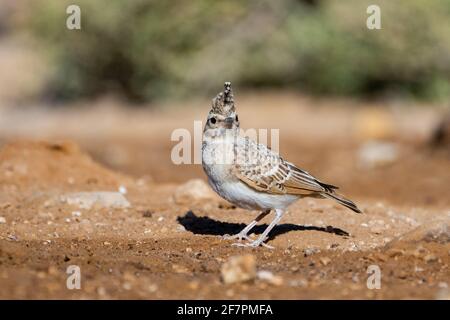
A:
[{"xmin": 204, "ymin": 82, "xmax": 240, "ymax": 135}]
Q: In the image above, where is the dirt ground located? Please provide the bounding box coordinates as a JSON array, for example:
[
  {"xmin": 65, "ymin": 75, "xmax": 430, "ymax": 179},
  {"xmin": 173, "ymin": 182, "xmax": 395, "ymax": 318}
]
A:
[{"xmin": 0, "ymin": 93, "xmax": 449, "ymax": 299}]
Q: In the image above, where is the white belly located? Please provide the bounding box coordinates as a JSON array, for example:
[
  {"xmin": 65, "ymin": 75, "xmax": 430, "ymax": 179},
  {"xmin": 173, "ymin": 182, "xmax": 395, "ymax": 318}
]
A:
[
  {"xmin": 208, "ymin": 178, "xmax": 299, "ymax": 211},
  {"xmin": 202, "ymin": 135, "xmax": 298, "ymax": 211}
]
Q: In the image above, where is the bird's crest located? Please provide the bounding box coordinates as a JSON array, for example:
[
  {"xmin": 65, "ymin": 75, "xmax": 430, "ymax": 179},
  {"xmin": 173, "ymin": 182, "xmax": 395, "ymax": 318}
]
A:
[{"xmin": 210, "ymin": 82, "xmax": 235, "ymax": 116}]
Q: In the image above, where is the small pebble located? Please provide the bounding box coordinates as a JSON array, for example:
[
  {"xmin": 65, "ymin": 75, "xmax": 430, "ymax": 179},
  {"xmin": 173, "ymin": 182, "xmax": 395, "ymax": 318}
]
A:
[
  {"xmin": 7, "ymin": 234, "xmax": 18, "ymax": 241},
  {"xmin": 257, "ymin": 270, "xmax": 283, "ymax": 286},
  {"xmin": 424, "ymin": 254, "xmax": 438, "ymax": 263},
  {"xmin": 221, "ymin": 254, "xmax": 256, "ymax": 284},
  {"xmin": 320, "ymin": 257, "xmax": 331, "ymax": 266},
  {"xmin": 72, "ymin": 211, "xmax": 82, "ymax": 217},
  {"xmin": 97, "ymin": 287, "xmax": 107, "ymax": 296},
  {"xmin": 118, "ymin": 185, "xmax": 127, "ymax": 194},
  {"xmin": 148, "ymin": 284, "xmax": 158, "ymax": 293}
]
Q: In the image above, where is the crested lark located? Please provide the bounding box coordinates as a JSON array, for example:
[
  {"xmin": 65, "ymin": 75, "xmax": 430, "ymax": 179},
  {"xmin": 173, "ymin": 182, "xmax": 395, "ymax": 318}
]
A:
[{"xmin": 202, "ymin": 82, "xmax": 361, "ymax": 248}]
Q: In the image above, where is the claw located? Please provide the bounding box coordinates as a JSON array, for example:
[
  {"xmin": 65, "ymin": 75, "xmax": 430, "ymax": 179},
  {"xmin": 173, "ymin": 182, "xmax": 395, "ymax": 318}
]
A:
[
  {"xmin": 231, "ymin": 239, "xmax": 274, "ymax": 249},
  {"xmin": 222, "ymin": 233, "xmax": 252, "ymax": 242}
]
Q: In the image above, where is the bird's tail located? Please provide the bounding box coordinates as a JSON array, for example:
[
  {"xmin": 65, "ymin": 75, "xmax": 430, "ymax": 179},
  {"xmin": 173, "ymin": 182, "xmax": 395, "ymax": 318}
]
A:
[{"xmin": 322, "ymin": 192, "xmax": 362, "ymax": 213}]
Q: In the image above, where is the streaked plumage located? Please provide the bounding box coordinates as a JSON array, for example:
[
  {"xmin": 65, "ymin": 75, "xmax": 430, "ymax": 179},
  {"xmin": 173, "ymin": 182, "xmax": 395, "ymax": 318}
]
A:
[{"xmin": 202, "ymin": 82, "xmax": 361, "ymax": 248}]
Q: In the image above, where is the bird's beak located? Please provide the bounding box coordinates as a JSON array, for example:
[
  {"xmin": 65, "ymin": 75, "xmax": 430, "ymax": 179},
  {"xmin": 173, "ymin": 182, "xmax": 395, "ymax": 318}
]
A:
[{"xmin": 224, "ymin": 117, "xmax": 234, "ymax": 129}]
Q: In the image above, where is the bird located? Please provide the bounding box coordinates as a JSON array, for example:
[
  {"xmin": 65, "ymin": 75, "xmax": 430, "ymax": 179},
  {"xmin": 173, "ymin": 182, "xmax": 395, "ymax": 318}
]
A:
[{"xmin": 202, "ymin": 82, "xmax": 361, "ymax": 248}]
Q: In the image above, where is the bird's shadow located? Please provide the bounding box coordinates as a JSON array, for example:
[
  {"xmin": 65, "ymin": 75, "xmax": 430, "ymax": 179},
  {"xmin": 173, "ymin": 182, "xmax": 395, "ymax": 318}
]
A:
[{"xmin": 177, "ymin": 210, "xmax": 349, "ymax": 241}]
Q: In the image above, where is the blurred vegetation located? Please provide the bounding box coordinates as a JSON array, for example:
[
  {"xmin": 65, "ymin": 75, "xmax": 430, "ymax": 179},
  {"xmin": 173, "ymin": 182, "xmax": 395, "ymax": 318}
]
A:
[{"xmin": 21, "ymin": 0, "xmax": 450, "ymax": 102}]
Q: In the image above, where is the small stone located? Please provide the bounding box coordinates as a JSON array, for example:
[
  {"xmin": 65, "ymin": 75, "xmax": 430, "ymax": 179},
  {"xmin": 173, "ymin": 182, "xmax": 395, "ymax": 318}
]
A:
[
  {"xmin": 172, "ymin": 264, "xmax": 190, "ymax": 274},
  {"xmin": 142, "ymin": 210, "xmax": 153, "ymax": 218},
  {"xmin": 304, "ymin": 248, "xmax": 320, "ymax": 256},
  {"xmin": 414, "ymin": 266, "xmax": 424, "ymax": 272},
  {"xmin": 423, "ymin": 254, "xmax": 438, "ymax": 263},
  {"xmin": 118, "ymin": 185, "xmax": 127, "ymax": 194},
  {"xmin": 7, "ymin": 234, "xmax": 18, "ymax": 241},
  {"xmin": 319, "ymin": 257, "xmax": 331, "ymax": 266},
  {"xmin": 122, "ymin": 282, "xmax": 132, "ymax": 290},
  {"xmin": 60, "ymin": 192, "xmax": 130, "ymax": 209},
  {"xmin": 288, "ymin": 278, "xmax": 308, "ymax": 287},
  {"xmin": 148, "ymin": 284, "xmax": 158, "ymax": 293},
  {"xmin": 188, "ymin": 281, "xmax": 200, "ymax": 290},
  {"xmin": 173, "ymin": 179, "xmax": 217, "ymax": 204},
  {"xmin": 221, "ymin": 254, "xmax": 257, "ymax": 284},
  {"xmin": 71, "ymin": 211, "xmax": 81, "ymax": 217},
  {"xmin": 0, "ymin": 217, "xmax": 6, "ymax": 224},
  {"xmin": 97, "ymin": 287, "xmax": 107, "ymax": 296},
  {"xmin": 256, "ymin": 270, "xmax": 283, "ymax": 286},
  {"xmin": 225, "ymin": 289, "xmax": 235, "ymax": 297}
]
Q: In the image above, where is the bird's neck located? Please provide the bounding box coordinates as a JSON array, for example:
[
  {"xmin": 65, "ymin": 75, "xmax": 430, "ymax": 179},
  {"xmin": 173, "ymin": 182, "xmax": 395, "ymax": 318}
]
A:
[{"xmin": 203, "ymin": 128, "xmax": 239, "ymax": 143}]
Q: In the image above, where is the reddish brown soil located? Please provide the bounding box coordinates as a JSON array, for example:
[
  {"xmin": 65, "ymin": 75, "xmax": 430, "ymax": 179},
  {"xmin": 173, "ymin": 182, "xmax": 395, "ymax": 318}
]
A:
[{"xmin": 0, "ymin": 95, "xmax": 449, "ymax": 299}]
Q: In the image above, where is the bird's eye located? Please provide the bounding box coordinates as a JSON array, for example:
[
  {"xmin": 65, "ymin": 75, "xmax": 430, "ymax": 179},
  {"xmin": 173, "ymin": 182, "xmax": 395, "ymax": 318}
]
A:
[
  {"xmin": 235, "ymin": 115, "xmax": 239, "ymax": 121},
  {"xmin": 210, "ymin": 117, "xmax": 217, "ymax": 124}
]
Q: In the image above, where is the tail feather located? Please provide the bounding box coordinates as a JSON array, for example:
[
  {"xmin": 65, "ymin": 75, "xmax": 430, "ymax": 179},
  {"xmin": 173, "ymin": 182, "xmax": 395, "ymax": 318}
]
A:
[{"xmin": 322, "ymin": 192, "xmax": 362, "ymax": 213}]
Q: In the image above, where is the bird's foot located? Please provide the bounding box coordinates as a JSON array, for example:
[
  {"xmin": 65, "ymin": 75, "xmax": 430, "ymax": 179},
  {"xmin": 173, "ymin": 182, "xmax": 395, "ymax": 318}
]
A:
[
  {"xmin": 231, "ymin": 238, "xmax": 274, "ymax": 249},
  {"xmin": 222, "ymin": 232, "xmax": 252, "ymax": 242}
]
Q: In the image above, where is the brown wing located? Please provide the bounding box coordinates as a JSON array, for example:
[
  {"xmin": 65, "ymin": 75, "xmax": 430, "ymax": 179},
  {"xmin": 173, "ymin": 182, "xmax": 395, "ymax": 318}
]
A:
[{"xmin": 233, "ymin": 137, "xmax": 337, "ymax": 196}]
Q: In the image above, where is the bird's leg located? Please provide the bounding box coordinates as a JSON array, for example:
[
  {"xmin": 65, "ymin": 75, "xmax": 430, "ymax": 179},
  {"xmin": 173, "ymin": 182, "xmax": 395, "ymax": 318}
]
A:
[
  {"xmin": 223, "ymin": 209, "xmax": 271, "ymax": 242},
  {"xmin": 233, "ymin": 209, "xmax": 284, "ymax": 249}
]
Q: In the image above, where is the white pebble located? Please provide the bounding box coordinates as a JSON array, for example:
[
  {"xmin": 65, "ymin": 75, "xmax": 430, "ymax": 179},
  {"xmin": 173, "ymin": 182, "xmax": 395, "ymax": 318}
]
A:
[
  {"xmin": 71, "ymin": 211, "xmax": 82, "ymax": 217},
  {"xmin": 118, "ymin": 185, "xmax": 127, "ymax": 194}
]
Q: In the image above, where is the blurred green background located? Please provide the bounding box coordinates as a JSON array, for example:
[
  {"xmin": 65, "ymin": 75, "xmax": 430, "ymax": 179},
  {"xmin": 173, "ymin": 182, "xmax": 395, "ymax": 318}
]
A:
[{"xmin": 4, "ymin": 0, "xmax": 450, "ymax": 103}]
